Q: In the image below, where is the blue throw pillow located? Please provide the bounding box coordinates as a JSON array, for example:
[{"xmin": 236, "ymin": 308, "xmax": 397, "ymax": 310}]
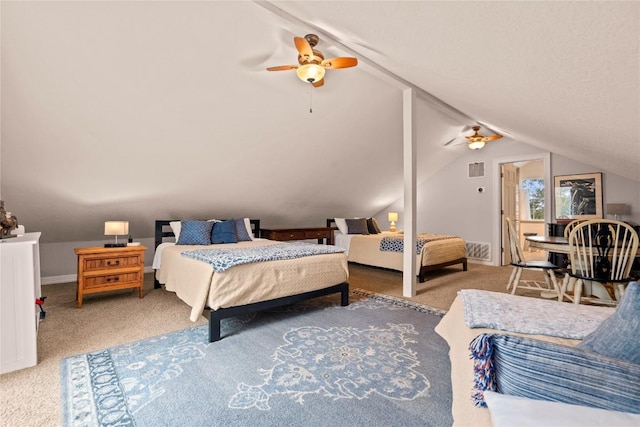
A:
[
  {"xmin": 176, "ymin": 220, "xmax": 213, "ymax": 245},
  {"xmin": 577, "ymin": 281, "xmax": 640, "ymax": 364},
  {"xmin": 211, "ymin": 219, "xmax": 237, "ymax": 244},
  {"xmin": 234, "ymin": 218, "xmax": 252, "ymax": 241}
]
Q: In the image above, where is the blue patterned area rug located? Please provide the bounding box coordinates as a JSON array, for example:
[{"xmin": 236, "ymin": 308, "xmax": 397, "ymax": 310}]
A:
[{"xmin": 60, "ymin": 289, "xmax": 453, "ymax": 426}]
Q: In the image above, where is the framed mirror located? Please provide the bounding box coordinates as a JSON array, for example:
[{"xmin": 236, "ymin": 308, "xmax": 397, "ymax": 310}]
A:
[{"xmin": 554, "ymin": 173, "xmax": 603, "ymax": 220}]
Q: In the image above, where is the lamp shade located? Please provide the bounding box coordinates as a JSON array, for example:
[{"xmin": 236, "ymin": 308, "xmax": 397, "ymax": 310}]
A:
[
  {"xmin": 296, "ymin": 63, "xmax": 325, "ymax": 83},
  {"xmin": 104, "ymin": 221, "xmax": 129, "ymax": 236},
  {"xmin": 606, "ymin": 204, "xmax": 631, "ymax": 215},
  {"xmin": 388, "ymin": 212, "xmax": 398, "ymax": 222}
]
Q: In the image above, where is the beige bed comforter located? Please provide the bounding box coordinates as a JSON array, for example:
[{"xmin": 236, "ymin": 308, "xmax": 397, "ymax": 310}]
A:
[
  {"xmin": 434, "ymin": 295, "xmax": 582, "ymax": 426},
  {"xmin": 156, "ymin": 240, "xmax": 349, "ymax": 322},
  {"xmin": 347, "ymin": 232, "xmax": 466, "ymax": 271}
]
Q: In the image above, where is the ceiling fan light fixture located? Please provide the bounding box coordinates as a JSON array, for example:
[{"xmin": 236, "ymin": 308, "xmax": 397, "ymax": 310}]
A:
[
  {"xmin": 296, "ymin": 63, "xmax": 325, "ymax": 83},
  {"xmin": 468, "ymin": 140, "xmax": 486, "ymax": 150}
]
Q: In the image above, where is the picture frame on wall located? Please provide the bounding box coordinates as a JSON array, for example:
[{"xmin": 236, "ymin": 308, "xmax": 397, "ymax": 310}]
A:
[{"xmin": 554, "ymin": 172, "xmax": 603, "ymax": 220}]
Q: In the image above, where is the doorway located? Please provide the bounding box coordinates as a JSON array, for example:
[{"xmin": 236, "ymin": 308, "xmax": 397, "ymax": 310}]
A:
[{"xmin": 492, "ymin": 153, "xmax": 552, "ymax": 266}]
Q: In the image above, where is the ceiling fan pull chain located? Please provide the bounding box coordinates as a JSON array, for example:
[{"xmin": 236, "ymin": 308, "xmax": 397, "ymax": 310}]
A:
[{"xmin": 309, "ymin": 88, "xmax": 313, "ymax": 113}]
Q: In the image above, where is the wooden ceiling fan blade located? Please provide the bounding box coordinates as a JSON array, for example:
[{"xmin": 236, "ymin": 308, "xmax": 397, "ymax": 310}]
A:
[
  {"xmin": 312, "ymin": 78, "xmax": 324, "ymax": 88},
  {"xmin": 321, "ymin": 57, "xmax": 358, "ymax": 69},
  {"xmin": 443, "ymin": 137, "xmax": 459, "ymax": 146},
  {"xmin": 266, "ymin": 65, "xmax": 298, "ymax": 71},
  {"xmin": 483, "ymin": 134, "xmax": 503, "ymax": 142},
  {"xmin": 294, "ymin": 36, "xmax": 313, "ymax": 59}
]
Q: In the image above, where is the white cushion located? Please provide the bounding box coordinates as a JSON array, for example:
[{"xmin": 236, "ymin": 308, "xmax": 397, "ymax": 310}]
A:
[
  {"xmin": 334, "ymin": 218, "xmax": 348, "ymax": 235},
  {"xmin": 484, "ymin": 391, "xmax": 640, "ymax": 427},
  {"xmin": 169, "ymin": 221, "xmax": 181, "ymax": 241},
  {"xmin": 243, "ymin": 218, "xmax": 255, "ymax": 240}
]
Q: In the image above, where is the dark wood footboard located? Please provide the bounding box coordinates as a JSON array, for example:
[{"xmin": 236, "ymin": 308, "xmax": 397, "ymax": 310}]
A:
[
  {"xmin": 208, "ymin": 282, "xmax": 349, "ymax": 342},
  {"xmin": 418, "ymin": 257, "xmax": 467, "ymax": 283}
]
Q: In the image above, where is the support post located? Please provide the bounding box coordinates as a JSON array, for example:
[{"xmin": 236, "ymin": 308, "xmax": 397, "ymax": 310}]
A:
[{"xmin": 402, "ymin": 88, "xmax": 417, "ymax": 297}]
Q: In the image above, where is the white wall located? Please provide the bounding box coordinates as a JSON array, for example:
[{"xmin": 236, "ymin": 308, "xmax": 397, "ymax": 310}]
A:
[{"xmin": 377, "ymin": 139, "xmax": 640, "ymax": 266}]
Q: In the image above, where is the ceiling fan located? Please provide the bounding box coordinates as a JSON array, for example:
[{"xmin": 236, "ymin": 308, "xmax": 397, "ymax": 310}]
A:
[
  {"xmin": 266, "ymin": 34, "xmax": 358, "ymax": 88},
  {"xmin": 443, "ymin": 125, "xmax": 504, "ymax": 150}
]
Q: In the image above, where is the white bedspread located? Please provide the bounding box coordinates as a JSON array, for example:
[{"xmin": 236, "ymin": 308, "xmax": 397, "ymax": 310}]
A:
[
  {"xmin": 155, "ymin": 240, "xmax": 348, "ymax": 322},
  {"xmin": 334, "ymin": 231, "xmax": 466, "ymax": 272}
]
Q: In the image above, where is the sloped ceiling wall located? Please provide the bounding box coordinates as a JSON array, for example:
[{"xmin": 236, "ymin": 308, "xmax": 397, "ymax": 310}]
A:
[{"xmin": 1, "ymin": 1, "xmax": 638, "ymax": 244}]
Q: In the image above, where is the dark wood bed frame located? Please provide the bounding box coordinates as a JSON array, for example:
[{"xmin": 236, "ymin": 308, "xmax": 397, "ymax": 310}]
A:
[
  {"xmin": 326, "ymin": 218, "xmax": 467, "ymax": 283},
  {"xmin": 154, "ymin": 219, "xmax": 349, "ymax": 342}
]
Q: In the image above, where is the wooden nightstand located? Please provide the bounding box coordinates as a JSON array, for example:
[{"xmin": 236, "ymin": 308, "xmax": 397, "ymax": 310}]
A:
[
  {"xmin": 74, "ymin": 245, "xmax": 147, "ymax": 308},
  {"xmin": 261, "ymin": 227, "xmax": 334, "ymax": 245}
]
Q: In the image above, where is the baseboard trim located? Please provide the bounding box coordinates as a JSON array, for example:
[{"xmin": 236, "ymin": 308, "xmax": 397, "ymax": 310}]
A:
[{"xmin": 42, "ymin": 267, "xmax": 155, "ymax": 285}]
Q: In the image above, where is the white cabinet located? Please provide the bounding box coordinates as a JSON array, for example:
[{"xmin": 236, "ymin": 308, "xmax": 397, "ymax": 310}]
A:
[{"xmin": 0, "ymin": 232, "xmax": 41, "ymax": 374}]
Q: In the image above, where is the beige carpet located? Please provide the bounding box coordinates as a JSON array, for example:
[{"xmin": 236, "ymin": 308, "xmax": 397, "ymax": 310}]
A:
[{"xmin": 0, "ymin": 262, "xmax": 549, "ymax": 427}]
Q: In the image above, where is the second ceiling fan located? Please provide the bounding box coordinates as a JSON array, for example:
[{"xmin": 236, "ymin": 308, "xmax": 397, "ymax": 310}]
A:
[{"xmin": 266, "ymin": 34, "xmax": 358, "ymax": 88}]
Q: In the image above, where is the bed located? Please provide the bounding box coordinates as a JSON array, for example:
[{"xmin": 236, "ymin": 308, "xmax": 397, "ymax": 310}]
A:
[
  {"xmin": 327, "ymin": 218, "xmax": 467, "ymax": 282},
  {"xmin": 434, "ymin": 290, "xmax": 631, "ymax": 426},
  {"xmin": 153, "ymin": 219, "xmax": 349, "ymax": 342}
]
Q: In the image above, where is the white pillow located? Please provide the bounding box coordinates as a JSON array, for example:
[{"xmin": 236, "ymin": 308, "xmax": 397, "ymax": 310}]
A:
[
  {"xmin": 334, "ymin": 218, "xmax": 348, "ymax": 235},
  {"xmin": 169, "ymin": 221, "xmax": 182, "ymax": 242},
  {"xmin": 484, "ymin": 391, "xmax": 640, "ymax": 427},
  {"xmin": 243, "ymin": 218, "xmax": 255, "ymax": 240}
]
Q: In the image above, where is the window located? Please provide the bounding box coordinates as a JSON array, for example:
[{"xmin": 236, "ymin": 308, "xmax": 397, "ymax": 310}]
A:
[{"xmin": 521, "ymin": 178, "xmax": 545, "ymax": 220}]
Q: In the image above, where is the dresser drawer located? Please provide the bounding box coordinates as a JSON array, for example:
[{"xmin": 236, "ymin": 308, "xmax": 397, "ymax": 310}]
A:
[
  {"xmin": 82, "ymin": 254, "xmax": 143, "ymax": 272},
  {"xmin": 304, "ymin": 230, "xmax": 330, "ymax": 239},
  {"xmin": 83, "ymin": 271, "xmax": 142, "ymax": 289},
  {"xmin": 269, "ymin": 230, "xmax": 307, "ymax": 240}
]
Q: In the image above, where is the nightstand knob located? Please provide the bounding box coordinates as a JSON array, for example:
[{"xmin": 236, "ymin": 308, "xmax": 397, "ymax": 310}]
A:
[{"xmin": 107, "ymin": 260, "xmax": 120, "ymax": 266}]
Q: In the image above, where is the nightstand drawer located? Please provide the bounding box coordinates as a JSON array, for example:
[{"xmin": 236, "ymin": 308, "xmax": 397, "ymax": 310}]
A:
[
  {"xmin": 83, "ymin": 254, "xmax": 143, "ymax": 272},
  {"xmin": 84, "ymin": 272, "xmax": 142, "ymax": 289}
]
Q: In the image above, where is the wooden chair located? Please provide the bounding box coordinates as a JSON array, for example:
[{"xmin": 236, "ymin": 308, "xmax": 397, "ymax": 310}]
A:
[
  {"xmin": 506, "ymin": 218, "xmax": 559, "ymax": 296},
  {"xmin": 563, "ymin": 219, "xmax": 584, "ymax": 238},
  {"xmin": 560, "ymin": 219, "xmax": 639, "ymax": 305}
]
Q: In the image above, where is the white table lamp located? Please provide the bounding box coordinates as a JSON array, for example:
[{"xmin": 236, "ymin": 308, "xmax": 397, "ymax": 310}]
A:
[
  {"xmin": 104, "ymin": 221, "xmax": 129, "ymax": 247},
  {"xmin": 388, "ymin": 212, "xmax": 398, "ymax": 232}
]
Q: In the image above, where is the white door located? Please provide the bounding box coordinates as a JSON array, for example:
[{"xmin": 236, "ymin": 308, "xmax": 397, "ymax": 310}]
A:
[{"xmin": 501, "ymin": 164, "xmax": 518, "ymax": 265}]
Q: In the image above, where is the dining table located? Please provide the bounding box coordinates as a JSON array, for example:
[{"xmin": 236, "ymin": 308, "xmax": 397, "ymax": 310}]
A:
[
  {"xmin": 525, "ymin": 235, "xmax": 571, "ymax": 253},
  {"xmin": 526, "ymin": 235, "xmax": 640, "ymax": 256},
  {"xmin": 525, "ymin": 234, "xmax": 640, "ymax": 302}
]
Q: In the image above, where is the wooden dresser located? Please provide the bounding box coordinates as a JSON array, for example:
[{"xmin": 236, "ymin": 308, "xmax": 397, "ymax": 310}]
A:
[
  {"xmin": 261, "ymin": 227, "xmax": 334, "ymax": 245},
  {"xmin": 74, "ymin": 245, "xmax": 146, "ymax": 308}
]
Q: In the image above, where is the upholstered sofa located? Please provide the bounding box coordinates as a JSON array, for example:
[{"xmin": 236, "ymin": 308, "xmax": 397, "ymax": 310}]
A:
[{"xmin": 435, "ymin": 282, "xmax": 640, "ymax": 426}]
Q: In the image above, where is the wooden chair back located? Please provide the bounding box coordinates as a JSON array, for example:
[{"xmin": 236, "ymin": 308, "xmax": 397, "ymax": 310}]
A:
[
  {"xmin": 506, "ymin": 218, "xmax": 525, "ymax": 265},
  {"xmin": 563, "ymin": 219, "xmax": 585, "ymax": 238},
  {"xmin": 567, "ymin": 219, "xmax": 638, "ymax": 282}
]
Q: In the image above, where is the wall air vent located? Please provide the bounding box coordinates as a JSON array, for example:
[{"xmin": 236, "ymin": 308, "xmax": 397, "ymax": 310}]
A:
[
  {"xmin": 468, "ymin": 162, "xmax": 485, "ymax": 179},
  {"xmin": 465, "ymin": 241, "xmax": 491, "ymax": 261}
]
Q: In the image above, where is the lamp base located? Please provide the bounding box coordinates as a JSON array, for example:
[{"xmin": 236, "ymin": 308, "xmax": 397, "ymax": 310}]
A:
[{"xmin": 104, "ymin": 243, "xmax": 127, "ymax": 248}]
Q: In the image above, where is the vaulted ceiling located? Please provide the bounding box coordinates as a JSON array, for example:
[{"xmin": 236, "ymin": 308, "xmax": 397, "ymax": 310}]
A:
[{"xmin": 1, "ymin": 1, "xmax": 638, "ymax": 243}]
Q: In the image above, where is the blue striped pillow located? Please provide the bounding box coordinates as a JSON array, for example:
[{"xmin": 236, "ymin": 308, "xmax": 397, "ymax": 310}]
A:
[{"xmin": 470, "ymin": 333, "xmax": 640, "ymax": 414}]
